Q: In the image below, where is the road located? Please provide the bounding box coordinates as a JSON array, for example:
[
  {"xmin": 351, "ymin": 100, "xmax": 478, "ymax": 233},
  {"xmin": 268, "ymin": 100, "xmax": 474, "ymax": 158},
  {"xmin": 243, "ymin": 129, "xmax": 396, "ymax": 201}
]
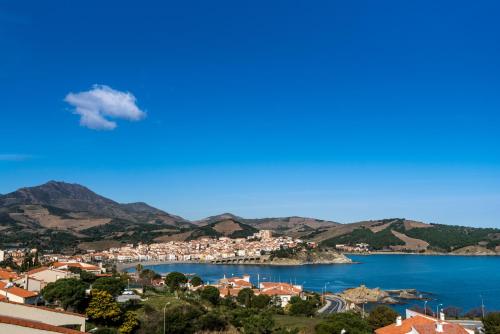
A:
[{"xmin": 318, "ymin": 295, "xmax": 347, "ymax": 314}]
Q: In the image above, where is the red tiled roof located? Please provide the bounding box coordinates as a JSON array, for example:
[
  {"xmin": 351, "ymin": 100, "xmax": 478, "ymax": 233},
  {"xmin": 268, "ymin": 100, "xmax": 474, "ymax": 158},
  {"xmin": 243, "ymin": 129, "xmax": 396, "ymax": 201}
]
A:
[
  {"xmin": 413, "ymin": 323, "xmax": 469, "ymax": 334},
  {"xmin": 26, "ymin": 266, "xmax": 50, "ymax": 275},
  {"xmin": 0, "ymin": 269, "xmax": 19, "ymax": 281},
  {"xmin": 0, "ymin": 314, "xmax": 84, "ymax": 334},
  {"xmin": 53, "ymin": 262, "xmax": 100, "ymax": 271},
  {"xmin": 0, "ymin": 281, "xmax": 38, "ymax": 299},
  {"xmin": 0, "ymin": 300, "xmax": 86, "ymax": 318},
  {"xmin": 375, "ymin": 315, "xmax": 436, "ymax": 334},
  {"xmin": 259, "ymin": 288, "xmax": 300, "ymax": 296}
]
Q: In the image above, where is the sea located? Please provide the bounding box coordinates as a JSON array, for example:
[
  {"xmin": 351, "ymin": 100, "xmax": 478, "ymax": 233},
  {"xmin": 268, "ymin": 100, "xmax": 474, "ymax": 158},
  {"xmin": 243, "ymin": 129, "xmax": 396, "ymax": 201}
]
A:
[{"xmin": 128, "ymin": 254, "xmax": 500, "ymax": 314}]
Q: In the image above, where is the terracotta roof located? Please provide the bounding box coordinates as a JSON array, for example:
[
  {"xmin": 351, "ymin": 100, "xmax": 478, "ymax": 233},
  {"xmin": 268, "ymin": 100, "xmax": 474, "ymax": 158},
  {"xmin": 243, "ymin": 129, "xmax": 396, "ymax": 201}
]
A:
[
  {"xmin": 376, "ymin": 315, "xmax": 436, "ymax": 334},
  {"xmin": 53, "ymin": 262, "xmax": 100, "ymax": 271},
  {"xmin": 26, "ymin": 266, "xmax": 50, "ymax": 275},
  {"xmin": 259, "ymin": 288, "xmax": 300, "ymax": 296},
  {"xmin": 0, "ymin": 300, "xmax": 86, "ymax": 318},
  {"xmin": 260, "ymin": 282, "xmax": 302, "ymax": 295},
  {"xmin": 0, "ymin": 295, "xmax": 6, "ymax": 301},
  {"xmin": 0, "ymin": 269, "xmax": 19, "ymax": 281},
  {"xmin": 0, "ymin": 281, "xmax": 38, "ymax": 299},
  {"xmin": 0, "ymin": 314, "xmax": 84, "ymax": 334},
  {"xmin": 413, "ymin": 323, "xmax": 470, "ymax": 334}
]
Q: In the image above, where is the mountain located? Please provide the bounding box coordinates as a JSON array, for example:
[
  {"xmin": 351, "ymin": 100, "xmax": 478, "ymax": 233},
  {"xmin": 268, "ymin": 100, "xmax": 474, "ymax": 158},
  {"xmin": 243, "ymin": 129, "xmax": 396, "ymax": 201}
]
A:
[
  {"xmin": 311, "ymin": 218, "xmax": 500, "ymax": 252},
  {"xmin": 1, "ymin": 181, "xmax": 499, "ymax": 254},
  {"xmin": 194, "ymin": 213, "xmax": 339, "ymax": 238},
  {"xmin": 156, "ymin": 218, "xmax": 259, "ymax": 242},
  {"xmin": 0, "ymin": 181, "xmax": 192, "ymax": 251}
]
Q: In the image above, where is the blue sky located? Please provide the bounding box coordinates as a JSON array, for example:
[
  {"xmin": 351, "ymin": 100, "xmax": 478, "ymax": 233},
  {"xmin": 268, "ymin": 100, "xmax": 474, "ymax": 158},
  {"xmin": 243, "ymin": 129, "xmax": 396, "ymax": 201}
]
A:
[{"xmin": 1, "ymin": 1, "xmax": 499, "ymax": 226}]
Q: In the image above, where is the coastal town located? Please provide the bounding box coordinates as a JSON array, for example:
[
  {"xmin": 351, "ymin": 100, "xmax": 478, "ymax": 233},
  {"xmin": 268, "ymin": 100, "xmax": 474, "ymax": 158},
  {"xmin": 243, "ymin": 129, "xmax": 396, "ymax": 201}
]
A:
[{"xmin": 91, "ymin": 230, "xmax": 307, "ymax": 263}]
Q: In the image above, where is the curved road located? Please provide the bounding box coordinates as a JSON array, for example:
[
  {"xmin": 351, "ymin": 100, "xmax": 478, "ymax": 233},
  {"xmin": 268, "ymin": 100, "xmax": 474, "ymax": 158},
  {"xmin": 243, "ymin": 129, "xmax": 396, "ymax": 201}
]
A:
[{"xmin": 318, "ymin": 295, "xmax": 347, "ymax": 314}]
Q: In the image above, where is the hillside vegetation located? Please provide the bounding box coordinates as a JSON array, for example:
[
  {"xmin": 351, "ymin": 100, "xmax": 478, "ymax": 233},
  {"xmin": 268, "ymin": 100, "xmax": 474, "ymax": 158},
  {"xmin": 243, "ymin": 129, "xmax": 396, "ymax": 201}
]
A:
[{"xmin": 1, "ymin": 182, "xmax": 499, "ymax": 254}]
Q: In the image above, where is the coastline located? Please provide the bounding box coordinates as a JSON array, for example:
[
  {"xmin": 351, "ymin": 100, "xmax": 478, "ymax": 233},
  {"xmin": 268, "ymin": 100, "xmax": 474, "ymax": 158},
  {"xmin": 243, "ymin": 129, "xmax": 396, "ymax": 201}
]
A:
[
  {"xmin": 116, "ymin": 258, "xmax": 353, "ymax": 272},
  {"xmin": 345, "ymin": 251, "xmax": 500, "ymax": 256}
]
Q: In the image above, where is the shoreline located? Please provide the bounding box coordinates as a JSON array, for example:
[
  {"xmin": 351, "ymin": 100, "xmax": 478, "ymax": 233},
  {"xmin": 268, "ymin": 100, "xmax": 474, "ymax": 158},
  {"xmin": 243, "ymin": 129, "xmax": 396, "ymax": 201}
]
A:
[
  {"xmin": 345, "ymin": 251, "xmax": 500, "ymax": 256},
  {"xmin": 116, "ymin": 259, "xmax": 354, "ymax": 272},
  {"xmin": 116, "ymin": 252, "xmax": 500, "ymax": 272}
]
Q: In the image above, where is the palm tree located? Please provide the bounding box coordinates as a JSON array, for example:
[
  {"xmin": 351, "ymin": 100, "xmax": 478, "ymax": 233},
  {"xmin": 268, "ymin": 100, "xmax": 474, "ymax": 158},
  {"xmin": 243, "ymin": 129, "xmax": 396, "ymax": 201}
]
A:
[{"xmin": 135, "ymin": 263, "xmax": 143, "ymax": 275}]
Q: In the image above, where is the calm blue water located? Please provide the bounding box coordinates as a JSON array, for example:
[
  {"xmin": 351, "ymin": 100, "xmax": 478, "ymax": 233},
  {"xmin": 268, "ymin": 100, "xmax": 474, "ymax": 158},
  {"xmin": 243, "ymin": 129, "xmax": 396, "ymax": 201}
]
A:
[{"xmin": 130, "ymin": 255, "xmax": 500, "ymax": 313}]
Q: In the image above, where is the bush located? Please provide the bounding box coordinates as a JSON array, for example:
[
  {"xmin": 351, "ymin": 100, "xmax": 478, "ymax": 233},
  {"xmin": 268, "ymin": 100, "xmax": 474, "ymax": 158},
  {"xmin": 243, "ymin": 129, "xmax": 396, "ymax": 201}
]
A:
[
  {"xmin": 241, "ymin": 313, "xmax": 274, "ymax": 334},
  {"xmin": 200, "ymin": 286, "xmax": 220, "ymax": 305},
  {"xmin": 237, "ymin": 288, "xmax": 254, "ymax": 307},
  {"xmin": 483, "ymin": 312, "xmax": 500, "ymax": 334},
  {"xmin": 252, "ymin": 294, "xmax": 271, "ymax": 309},
  {"xmin": 198, "ymin": 312, "xmax": 227, "ymax": 331},
  {"xmin": 368, "ymin": 305, "xmax": 399, "ymax": 330},
  {"xmin": 288, "ymin": 299, "xmax": 316, "ymax": 316},
  {"xmin": 316, "ymin": 312, "xmax": 371, "ymax": 334}
]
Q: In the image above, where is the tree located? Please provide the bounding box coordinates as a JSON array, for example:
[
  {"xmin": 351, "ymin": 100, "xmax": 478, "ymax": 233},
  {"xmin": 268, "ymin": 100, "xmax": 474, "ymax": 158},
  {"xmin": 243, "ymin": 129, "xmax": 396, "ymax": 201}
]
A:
[
  {"xmin": 242, "ymin": 313, "xmax": 274, "ymax": 334},
  {"xmin": 163, "ymin": 304, "xmax": 203, "ymax": 334},
  {"xmin": 41, "ymin": 278, "xmax": 87, "ymax": 312},
  {"xmin": 368, "ymin": 305, "xmax": 399, "ymax": 330},
  {"xmin": 288, "ymin": 298, "xmax": 316, "ymax": 316},
  {"xmin": 198, "ymin": 312, "xmax": 227, "ymax": 332},
  {"xmin": 200, "ymin": 286, "xmax": 220, "ymax": 305},
  {"xmin": 135, "ymin": 263, "xmax": 143, "ymax": 274},
  {"xmin": 86, "ymin": 290, "xmax": 122, "ymax": 326},
  {"xmin": 190, "ymin": 276, "xmax": 203, "ymax": 287},
  {"xmin": 138, "ymin": 269, "xmax": 160, "ymax": 285},
  {"xmin": 165, "ymin": 272, "xmax": 187, "ymax": 292},
  {"xmin": 92, "ymin": 277, "xmax": 126, "ymax": 297},
  {"xmin": 316, "ymin": 312, "xmax": 371, "ymax": 334},
  {"xmin": 252, "ymin": 294, "xmax": 271, "ymax": 309},
  {"xmin": 118, "ymin": 311, "xmax": 140, "ymax": 334},
  {"xmin": 483, "ymin": 312, "xmax": 500, "ymax": 334},
  {"xmin": 237, "ymin": 288, "xmax": 254, "ymax": 307}
]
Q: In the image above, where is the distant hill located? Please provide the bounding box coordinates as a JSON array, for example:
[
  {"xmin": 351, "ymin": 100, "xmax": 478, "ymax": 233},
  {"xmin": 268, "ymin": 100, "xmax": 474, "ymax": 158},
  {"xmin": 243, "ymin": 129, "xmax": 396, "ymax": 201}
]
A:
[
  {"xmin": 0, "ymin": 181, "xmax": 192, "ymax": 251},
  {"xmin": 313, "ymin": 218, "xmax": 500, "ymax": 252},
  {"xmin": 1, "ymin": 181, "xmax": 499, "ymax": 254},
  {"xmin": 194, "ymin": 213, "xmax": 339, "ymax": 238}
]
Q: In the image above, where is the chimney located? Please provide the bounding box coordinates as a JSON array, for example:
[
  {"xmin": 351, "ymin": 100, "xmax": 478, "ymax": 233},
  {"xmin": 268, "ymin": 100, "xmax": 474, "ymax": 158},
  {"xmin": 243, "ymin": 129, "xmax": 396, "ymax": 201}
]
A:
[
  {"xmin": 436, "ymin": 323, "xmax": 443, "ymax": 332},
  {"xmin": 396, "ymin": 316, "xmax": 402, "ymax": 326},
  {"xmin": 439, "ymin": 312, "xmax": 445, "ymax": 321}
]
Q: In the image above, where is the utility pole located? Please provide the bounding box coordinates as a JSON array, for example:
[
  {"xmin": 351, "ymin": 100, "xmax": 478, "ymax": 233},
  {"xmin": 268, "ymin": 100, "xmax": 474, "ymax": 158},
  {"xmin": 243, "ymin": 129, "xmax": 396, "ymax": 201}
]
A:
[{"xmin": 424, "ymin": 301, "xmax": 428, "ymax": 315}]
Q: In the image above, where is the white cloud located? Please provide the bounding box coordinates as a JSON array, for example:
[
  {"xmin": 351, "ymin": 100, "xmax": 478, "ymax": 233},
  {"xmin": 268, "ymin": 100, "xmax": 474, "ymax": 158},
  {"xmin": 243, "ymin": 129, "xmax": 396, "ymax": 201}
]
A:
[{"xmin": 64, "ymin": 84, "xmax": 146, "ymax": 130}]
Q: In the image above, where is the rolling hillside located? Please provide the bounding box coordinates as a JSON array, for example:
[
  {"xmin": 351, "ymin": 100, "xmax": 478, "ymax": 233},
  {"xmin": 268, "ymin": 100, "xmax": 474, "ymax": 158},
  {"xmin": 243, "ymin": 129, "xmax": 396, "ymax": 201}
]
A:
[
  {"xmin": 1, "ymin": 181, "xmax": 499, "ymax": 254},
  {"xmin": 314, "ymin": 218, "xmax": 500, "ymax": 252}
]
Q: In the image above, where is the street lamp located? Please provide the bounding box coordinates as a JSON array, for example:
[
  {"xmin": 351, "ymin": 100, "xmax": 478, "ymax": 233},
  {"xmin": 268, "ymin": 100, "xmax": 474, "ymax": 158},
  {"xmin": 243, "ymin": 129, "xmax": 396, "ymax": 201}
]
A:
[
  {"xmin": 163, "ymin": 302, "xmax": 171, "ymax": 334},
  {"xmin": 436, "ymin": 303, "xmax": 443, "ymax": 320},
  {"xmin": 424, "ymin": 301, "xmax": 428, "ymax": 315}
]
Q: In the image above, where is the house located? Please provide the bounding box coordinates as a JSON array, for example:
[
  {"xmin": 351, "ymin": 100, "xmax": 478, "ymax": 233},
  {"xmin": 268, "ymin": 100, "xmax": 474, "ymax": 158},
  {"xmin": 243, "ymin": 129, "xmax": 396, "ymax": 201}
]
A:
[
  {"xmin": 0, "ymin": 268, "xmax": 19, "ymax": 282},
  {"xmin": 52, "ymin": 262, "xmax": 102, "ymax": 274},
  {"xmin": 217, "ymin": 274, "xmax": 254, "ymax": 298},
  {"xmin": 0, "ymin": 281, "xmax": 39, "ymax": 304},
  {"xmin": 18, "ymin": 267, "xmax": 76, "ymax": 292},
  {"xmin": 0, "ymin": 300, "xmax": 86, "ymax": 332},
  {"xmin": 259, "ymin": 282, "xmax": 303, "ymax": 307},
  {"xmin": 375, "ymin": 310, "xmax": 474, "ymax": 334}
]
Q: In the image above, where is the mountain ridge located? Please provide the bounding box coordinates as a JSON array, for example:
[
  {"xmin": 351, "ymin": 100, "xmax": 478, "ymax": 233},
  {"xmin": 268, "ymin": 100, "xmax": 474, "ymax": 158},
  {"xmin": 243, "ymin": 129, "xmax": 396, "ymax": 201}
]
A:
[{"xmin": 1, "ymin": 181, "xmax": 499, "ymax": 253}]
